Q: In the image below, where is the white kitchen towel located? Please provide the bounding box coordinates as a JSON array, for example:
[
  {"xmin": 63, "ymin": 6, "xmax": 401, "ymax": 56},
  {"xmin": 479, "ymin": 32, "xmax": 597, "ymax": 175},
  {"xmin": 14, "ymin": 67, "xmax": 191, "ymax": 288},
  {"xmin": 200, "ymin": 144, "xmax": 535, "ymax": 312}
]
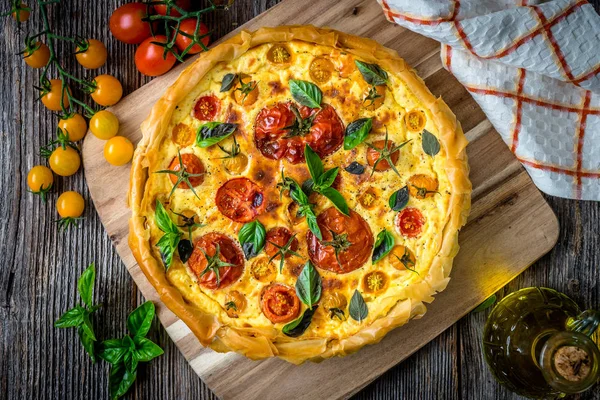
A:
[{"xmin": 378, "ymin": 0, "xmax": 600, "ymax": 200}]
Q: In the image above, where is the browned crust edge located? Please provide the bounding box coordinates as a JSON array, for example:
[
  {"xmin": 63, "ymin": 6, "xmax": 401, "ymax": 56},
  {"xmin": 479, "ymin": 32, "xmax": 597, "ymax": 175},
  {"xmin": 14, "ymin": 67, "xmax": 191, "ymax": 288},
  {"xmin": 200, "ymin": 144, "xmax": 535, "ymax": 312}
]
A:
[{"xmin": 128, "ymin": 25, "xmax": 471, "ymax": 364}]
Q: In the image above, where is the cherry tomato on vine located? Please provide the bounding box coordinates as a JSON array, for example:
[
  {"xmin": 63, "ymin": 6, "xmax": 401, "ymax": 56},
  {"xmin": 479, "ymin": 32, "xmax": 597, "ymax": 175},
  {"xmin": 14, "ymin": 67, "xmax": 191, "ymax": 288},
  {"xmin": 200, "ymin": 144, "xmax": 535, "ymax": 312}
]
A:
[
  {"xmin": 75, "ymin": 39, "xmax": 107, "ymax": 69},
  {"xmin": 12, "ymin": 3, "xmax": 30, "ymax": 22},
  {"xmin": 90, "ymin": 110, "xmax": 119, "ymax": 140},
  {"xmin": 41, "ymin": 79, "xmax": 70, "ymax": 112},
  {"xmin": 135, "ymin": 35, "xmax": 177, "ymax": 77},
  {"xmin": 174, "ymin": 19, "xmax": 210, "ymax": 55},
  {"xmin": 56, "ymin": 191, "xmax": 85, "ymax": 218},
  {"xmin": 23, "ymin": 42, "xmax": 50, "ymax": 69},
  {"xmin": 49, "ymin": 146, "xmax": 80, "ymax": 177},
  {"xmin": 58, "ymin": 114, "xmax": 87, "ymax": 142},
  {"xmin": 27, "ymin": 165, "xmax": 54, "ymax": 202},
  {"xmin": 104, "ymin": 136, "xmax": 134, "ymax": 166},
  {"xmin": 154, "ymin": 0, "xmax": 191, "ymax": 16},
  {"xmin": 90, "ymin": 74, "xmax": 123, "ymax": 106},
  {"xmin": 109, "ymin": 3, "xmax": 154, "ymax": 44}
]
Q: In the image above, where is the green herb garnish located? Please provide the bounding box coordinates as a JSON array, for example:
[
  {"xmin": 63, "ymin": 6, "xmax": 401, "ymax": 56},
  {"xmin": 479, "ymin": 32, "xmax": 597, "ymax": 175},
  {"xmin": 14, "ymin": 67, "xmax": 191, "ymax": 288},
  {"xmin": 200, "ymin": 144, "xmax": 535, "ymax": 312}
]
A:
[
  {"xmin": 344, "ymin": 117, "xmax": 372, "ymax": 150},
  {"xmin": 54, "ymin": 263, "xmax": 102, "ymax": 362},
  {"xmin": 220, "ymin": 73, "xmax": 237, "ymax": 92},
  {"xmin": 289, "ymin": 79, "xmax": 322, "ymax": 108},
  {"xmin": 154, "ymin": 201, "xmax": 182, "ymax": 269},
  {"xmin": 389, "ymin": 186, "xmax": 409, "ymax": 211},
  {"xmin": 304, "ymin": 144, "xmax": 349, "ymax": 216},
  {"xmin": 278, "ymin": 169, "xmax": 322, "ymax": 240},
  {"xmin": 295, "ymin": 261, "xmax": 322, "ymax": 308},
  {"xmin": 195, "ymin": 122, "xmax": 237, "ymax": 148},
  {"xmin": 349, "ymin": 290, "xmax": 368, "ymax": 323},
  {"xmin": 422, "ymin": 129, "xmax": 440, "ymax": 157},
  {"xmin": 355, "ymin": 60, "xmax": 388, "ymax": 86},
  {"xmin": 238, "ymin": 220, "xmax": 266, "ymax": 259},
  {"xmin": 372, "ymin": 229, "xmax": 394, "ymax": 264}
]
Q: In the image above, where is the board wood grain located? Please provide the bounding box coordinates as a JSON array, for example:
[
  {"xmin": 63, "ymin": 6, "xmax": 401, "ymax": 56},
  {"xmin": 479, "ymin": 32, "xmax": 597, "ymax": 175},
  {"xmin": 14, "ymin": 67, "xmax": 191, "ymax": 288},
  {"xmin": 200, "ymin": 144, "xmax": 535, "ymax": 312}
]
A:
[{"xmin": 81, "ymin": 0, "xmax": 559, "ymax": 398}]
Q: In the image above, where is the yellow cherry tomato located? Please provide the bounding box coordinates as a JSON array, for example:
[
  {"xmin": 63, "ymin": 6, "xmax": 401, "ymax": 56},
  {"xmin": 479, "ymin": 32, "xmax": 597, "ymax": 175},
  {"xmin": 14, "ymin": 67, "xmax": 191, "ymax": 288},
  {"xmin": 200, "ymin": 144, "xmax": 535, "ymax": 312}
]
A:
[
  {"xmin": 24, "ymin": 42, "xmax": 50, "ymax": 68},
  {"xmin": 58, "ymin": 114, "xmax": 87, "ymax": 141},
  {"xmin": 12, "ymin": 3, "xmax": 30, "ymax": 22},
  {"xmin": 41, "ymin": 79, "xmax": 70, "ymax": 111},
  {"xmin": 49, "ymin": 146, "xmax": 81, "ymax": 176},
  {"xmin": 104, "ymin": 136, "xmax": 134, "ymax": 166},
  {"xmin": 90, "ymin": 110, "xmax": 119, "ymax": 140},
  {"xmin": 56, "ymin": 191, "xmax": 85, "ymax": 218},
  {"xmin": 27, "ymin": 165, "xmax": 54, "ymax": 202},
  {"xmin": 75, "ymin": 39, "xmax": 108, "ymax": 69},
  {"xmin": 90, "ymin": 74, "xmax": 123, "ymax": 106}
]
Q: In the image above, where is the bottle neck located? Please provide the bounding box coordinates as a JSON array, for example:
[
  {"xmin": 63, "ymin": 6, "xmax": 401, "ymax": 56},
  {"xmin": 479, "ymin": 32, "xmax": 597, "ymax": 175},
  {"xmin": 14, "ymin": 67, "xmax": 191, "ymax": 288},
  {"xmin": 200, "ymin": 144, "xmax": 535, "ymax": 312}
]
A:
[{"xmin": 537, "ymin": 331, "xmax": 600, "ymax": 394}]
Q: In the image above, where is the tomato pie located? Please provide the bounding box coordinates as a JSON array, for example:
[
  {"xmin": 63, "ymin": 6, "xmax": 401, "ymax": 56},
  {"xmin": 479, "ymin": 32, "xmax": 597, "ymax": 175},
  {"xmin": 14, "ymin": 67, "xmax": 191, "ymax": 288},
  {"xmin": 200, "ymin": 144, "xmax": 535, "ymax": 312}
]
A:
[{"xmin": 129, "ymin": 26, "xmax": 471, "ymax": 364}]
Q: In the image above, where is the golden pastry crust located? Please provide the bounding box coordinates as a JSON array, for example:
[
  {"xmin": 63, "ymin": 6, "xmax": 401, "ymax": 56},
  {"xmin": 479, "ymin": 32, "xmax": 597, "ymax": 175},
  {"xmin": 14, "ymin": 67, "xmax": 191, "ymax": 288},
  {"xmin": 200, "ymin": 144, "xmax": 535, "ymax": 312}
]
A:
[{"xmin": 129, "ymin": 25, "xmax": 471, "ymax": 364}]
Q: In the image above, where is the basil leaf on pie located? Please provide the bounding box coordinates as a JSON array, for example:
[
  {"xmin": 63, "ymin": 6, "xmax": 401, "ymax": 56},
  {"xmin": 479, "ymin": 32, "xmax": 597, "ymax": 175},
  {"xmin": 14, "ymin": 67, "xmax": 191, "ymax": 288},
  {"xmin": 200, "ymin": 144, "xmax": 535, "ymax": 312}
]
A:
[
  {"xmin": 196, "ymin": 122, "xmax": 237, "ymax": 148},
  {"xmin": 355, "ymin": 60, "xmax": 388, "ymax": 86},
  {"xmin": 238, "ymin": 220, "xmax": 266, "ymax": 259},
  {"xmin": 422, "ymin": 129, "xmax": 440, "ymax": 157},
  {"xmin": 372, "ymin": 229, "xmax": 394, "ymax": 264},
  {"xmin": 349, "ymin": 290, "xmax": 368, "ymax": 323},
  {"xmin": 289, "ymin": 79, "xmax": 322, "ymax": 108},
  {"xmin": 344, "ymin": 117, "xmax": 372, "ymax": 150}
]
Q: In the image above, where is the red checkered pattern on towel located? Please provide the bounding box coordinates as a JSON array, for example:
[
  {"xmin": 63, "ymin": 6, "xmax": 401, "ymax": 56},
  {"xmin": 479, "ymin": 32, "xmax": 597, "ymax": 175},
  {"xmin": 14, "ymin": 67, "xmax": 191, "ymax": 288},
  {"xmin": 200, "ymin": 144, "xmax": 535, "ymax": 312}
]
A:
[{"xmin": 378, "ymin": 0, "xmax": 600, "ymax": 200}]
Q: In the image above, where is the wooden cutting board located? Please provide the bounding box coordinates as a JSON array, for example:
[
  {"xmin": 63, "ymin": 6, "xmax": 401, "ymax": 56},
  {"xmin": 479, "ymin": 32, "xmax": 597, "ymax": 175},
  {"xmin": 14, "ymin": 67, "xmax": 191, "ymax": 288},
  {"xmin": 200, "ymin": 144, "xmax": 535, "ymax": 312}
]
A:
[{"xmin": 81, "ymin": 0, "xmax": 559, "ymax": 398}]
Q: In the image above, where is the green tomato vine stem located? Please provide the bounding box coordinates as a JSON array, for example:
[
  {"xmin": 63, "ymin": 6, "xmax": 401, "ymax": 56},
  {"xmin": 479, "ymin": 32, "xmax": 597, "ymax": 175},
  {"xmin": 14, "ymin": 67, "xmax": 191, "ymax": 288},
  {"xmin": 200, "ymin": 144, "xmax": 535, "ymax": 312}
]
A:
[{"xmin": 33, "ymin": 0, "xmax": 96, "ymax": 116}]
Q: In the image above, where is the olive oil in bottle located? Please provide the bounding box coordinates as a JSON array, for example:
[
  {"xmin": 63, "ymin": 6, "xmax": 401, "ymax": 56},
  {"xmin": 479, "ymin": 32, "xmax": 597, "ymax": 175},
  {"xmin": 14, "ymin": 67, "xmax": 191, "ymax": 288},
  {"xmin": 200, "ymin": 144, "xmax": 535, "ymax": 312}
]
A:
[{"xmin": 483, "ymin": 287, "xmax": 600, "ymax": 398}]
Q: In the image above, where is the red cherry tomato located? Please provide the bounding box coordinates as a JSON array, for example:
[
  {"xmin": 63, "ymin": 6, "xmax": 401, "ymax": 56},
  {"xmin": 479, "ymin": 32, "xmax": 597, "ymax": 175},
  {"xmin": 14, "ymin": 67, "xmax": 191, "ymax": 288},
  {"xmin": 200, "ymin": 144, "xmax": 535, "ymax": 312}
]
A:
[
  {"xmin": 168, "ymin": 153, "xmax": 205, "ymax": 188},
  {"xmin": 188, "ymin": 233, "xmax": 244, "ymax": 290},
  {"xmin": 254, "ymin": 102, "xmax": 344, "ymax": 164},
  {"xmin": 261, "ymin": 284, "xmax": 300, "ymax": 323},
  {"xmin": 154, "ymin": 0, "xmax": 191, "ymax": 16},
  {"xmin": 135, "ymin": 35, "xmax": 177, "ymax": 77},
  {"xmin": 109, "ymin": 3, "xmax": 154, "ymax": 44},
  {"xmin": 264, "ymin": 227, "xmax": 299, "ymax": 258},
  {"xmin": 366, "ymin": 140, "xmax": 400, "ymax": 172},
  {"xmin": 306, "ymin": 207, "xmax": 373, "ymax": 274},
  {"xmin": 395, "ymin": 207, "xmax": 425, "ymax": 238},
  {"xmin": 193, "ymin": 95, "xmax": 220, "ymax": 121},
  {"xmin": 175, "ymin": 18, "xmax": 210, "ymax": 55},
  {"xmin": 215, "ymin": 178, "xmax": 266, "ymax": 223}
]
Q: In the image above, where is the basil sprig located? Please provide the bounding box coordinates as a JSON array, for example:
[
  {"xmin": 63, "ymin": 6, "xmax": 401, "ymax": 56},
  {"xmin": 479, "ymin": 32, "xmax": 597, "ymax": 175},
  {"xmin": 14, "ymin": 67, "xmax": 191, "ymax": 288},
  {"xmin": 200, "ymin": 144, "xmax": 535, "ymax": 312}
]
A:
[
  {"xmin": 344, "ymin": 118, "xmax": 372, "ymax": 150},
  {"xmin": 54, "ymin": 263, "xmax": 102, "ymax": 362},
  {"xmin": 195, "ymin": 122, "xmax": 238, "ymax": 148},
  {"xmin": 238, "ymin": 220, "xmax": 266, "ymax": 259},
  {"xmin": 289, "ymin": 79, "xmax": 322, "ymax": 108},
  {"xmin": 155, "ymin": 201, "xmax": 182, "ymax": 269},
  {"xmin": 349, "ymin": 290, "xmax": 368, "ymax": 323},
  {"xmin": 279, "ymin": 171, "xmax": 322, "ymax": 240},
  {"xmin": 220, "ymin": 73, "xmax": 238, "ymax": 92},
  {"xmin": 355, "ymin": 60, "xmax": 388, "ymax": 86},
  {"xmin": 372, "ymin": 229, "xmax": 395, "ymax": 264},
  {"xmin": 304, "ymin": 144, "xmax": 349, "ymax": 216},
  {"xmin": 389, "ymin": 186, "xmax": 409, "ymax": 211},
  {"xmin": 99, "ymin": 301, "xmax": 164, "ymax": 400},
  {"xmin": 422, "ymin": 129, "xmax": 440, "ymax": 157},
  {"xmin": 283, "ymin": 262, "xmax": 322, "ymax": 337},
  {"xmin": 295, "ymin": 261, "xmax": 322, "ymax": 308}
]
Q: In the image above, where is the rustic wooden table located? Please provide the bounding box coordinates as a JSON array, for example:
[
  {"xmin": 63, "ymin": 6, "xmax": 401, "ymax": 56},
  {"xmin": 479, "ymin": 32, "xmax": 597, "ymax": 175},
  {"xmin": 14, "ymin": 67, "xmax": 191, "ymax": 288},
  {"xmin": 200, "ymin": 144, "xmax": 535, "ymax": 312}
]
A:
[{"xmin": 1, "ymin": 1, "xmax": 599, "ymax": 399}]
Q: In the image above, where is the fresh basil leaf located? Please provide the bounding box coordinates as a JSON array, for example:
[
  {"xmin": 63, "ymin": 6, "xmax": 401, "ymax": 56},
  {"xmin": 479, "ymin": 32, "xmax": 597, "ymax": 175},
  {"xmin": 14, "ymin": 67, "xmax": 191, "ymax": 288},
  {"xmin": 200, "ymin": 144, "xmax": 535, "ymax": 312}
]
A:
[
  {"xmin": 372, "ymin": 229, "xmax": 395, "ymax": 264},
  {"xmin": 196, "ymin": 122, "xmax": 237, "ymax": 148},
  {"xmin": 389, "ymin": 186, "xmax": 409, "ymax": 211},
  {"xmin": 472, "ymin": 294, "xmax": 497, "ymax": 313},
  {"xmin": 177, "ymin": 239, "xmax": 193, "ymax": 263},
  {"xmin": 154, "ymin": 201, "xmax": 179, "ymax": 234},
  {"xmin": 304, "ymin": 144, "xmax": 324, "ymax": 181},
  {"xmin": 355, "ymin": 60, "xmax": 388, "ymax": 86},
  {"xmin": 349, "ymin": 290, "xmax": 368, "ymax": 323},
  {"xmin": 127, "ymin": 301, "xmax": 155, "ymax": 338},
  {"xmin": 295, "ymin": 261, "xmax": 322, "ymax": 307},
  {"xmin": 320, "ymin": 187, "xmax": 349, "ymax": 216},
  {"xmin": 344, "ymin": 118, "xmax": 372, "ymax": 150},
  {"xmin": 98, "ymin": 338, "xmax": 129, "ymax": 365},
  {"xmin": 301, "ymin": 178, "xmax": 314, "ymax": 196},
  {"xmin": 109, "ymin": 362, "xmax": 137, "ymax": 400},
  {"xmin": 290, "ymin": 181, "xmax": 309, "ymax": 205},
  {"xmin": 316, "ymin": 167, "xmax": 339, "ymax": 190},
  {"xmin": 81, "ymin": 311, "xmax": 97, "ymax": 341},
  {"xmin": 238, "ymin": 220, "xmax": 266, "ymax": 259},
  {"xmin": 299, "ymin": 205, "xmax": 322, "ymax": 240},
  {"xmin": 282, "ymin": 306, "xmax": 317, "ymax": 337},
  {"xmin": 124, "ymin": 351, "xmax": 138, "ymax": 373},
  {"xmin": 289, "ymin": 79, "xmax": 322, "ymax": 108},
  {"xmin": 220, "ymin": 73, "xmax": 237, "ymax": 92},
  {"xmin": 132, "ymin": 337, "xmax": 164, "ymax": 362},
  {"xmin": 77, "ymin": 263, "xmax": 95, "ymax": 308},
  {"xmin": 344, "ymin": 161, "xmax": 365, "ymax": 175},
  {"xmin": 54, "ymin": 306, "xmax": 85, "ymax": 328},
  {"xmin": 77, "ymin": 325, "xmax": 97, "ymax": 363},
  {"xmin": 422, "ymin": 129, "xmax": 440, "ymax": 157},
  {"xmin": 156, "ymin": 232, "xmax": 181, "ymax": 269}
]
